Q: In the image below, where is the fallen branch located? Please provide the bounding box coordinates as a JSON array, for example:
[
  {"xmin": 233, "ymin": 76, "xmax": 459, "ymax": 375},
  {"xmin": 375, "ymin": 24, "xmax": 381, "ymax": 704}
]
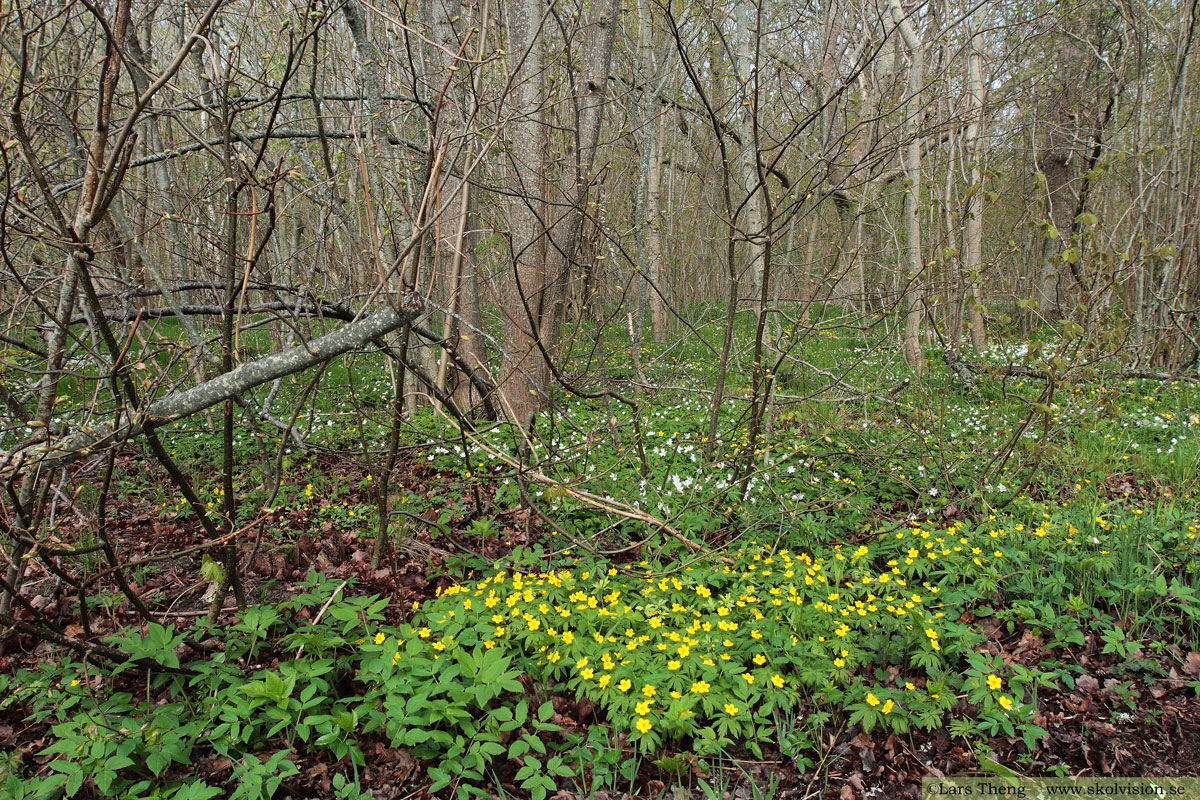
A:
[
  {"xmin": 1, "ymin": 294, "xmax": 423, "ymax": 477},
  {"xmin": 955, "ymin": 358, "xmax": 1199, "ymax": 384}
]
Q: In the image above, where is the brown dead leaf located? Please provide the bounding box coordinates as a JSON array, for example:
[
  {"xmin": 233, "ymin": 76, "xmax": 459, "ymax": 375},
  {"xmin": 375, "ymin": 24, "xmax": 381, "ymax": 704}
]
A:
[
  {"xmin": 1185, "ymin": 652, "xmax": 1200, "ymax": 677},
  {"xmin": 850, "ymin": 732, "xmax": 873, "ymax": 750},
  {"xmin": 1063, "ymin": 694, "xmax": 1090, "ymax": 713}
]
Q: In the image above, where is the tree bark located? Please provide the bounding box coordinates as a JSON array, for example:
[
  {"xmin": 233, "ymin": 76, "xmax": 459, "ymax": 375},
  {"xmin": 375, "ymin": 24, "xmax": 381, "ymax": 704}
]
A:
[
  {"xmin": 890, "ymin": 0, "xmax": 925, "ymax": 373},
  {"xmin": 964, "ymin": 22, "xmax": 987, "ymax": 354},
  {"xmin": 498, "ymin": 0, "xmax": 549, "ymax": 426},
  {"xmin": 735, "ymin": 0, "xmax": 768, "ymax": 303}
]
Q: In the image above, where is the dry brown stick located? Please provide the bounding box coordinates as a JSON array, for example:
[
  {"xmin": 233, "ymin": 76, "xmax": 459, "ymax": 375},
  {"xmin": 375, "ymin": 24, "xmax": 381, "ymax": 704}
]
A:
[{"xmin": 294, "ymin": 579, "xmax": 346, "ymax": 661}]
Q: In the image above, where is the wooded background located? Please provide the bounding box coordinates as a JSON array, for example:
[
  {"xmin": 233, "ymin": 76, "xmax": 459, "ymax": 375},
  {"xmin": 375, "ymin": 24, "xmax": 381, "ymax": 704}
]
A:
[{"xmin": 3, "ymin": 0, "xmax": 1199, "ymax": 618}]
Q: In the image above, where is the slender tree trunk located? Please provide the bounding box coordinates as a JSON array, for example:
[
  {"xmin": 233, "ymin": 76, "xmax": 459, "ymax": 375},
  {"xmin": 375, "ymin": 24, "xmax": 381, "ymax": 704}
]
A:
[
  {"xmin": 634, "ymin": 0, "xmax": 668, "ymax": 343},
  {"xmin": 647, "ymin": 106, "xmax": 667, "ymax": 342},
  {"xmin": 801, "ymin": 211, "xmax": 818, "ymax": 325},
  {"xmin": 964, "ymin": 22, "xmax": 987, "ymax": 353},
  {"xmin": 499, "ymin": 0, "xmax": 548, "ymax": 427},
  {"xmin": 735, "ymin": 0, "xmax": 768, "ymax": 303},
  {"xmin": 891, "ymin": 0, "xmax": 925, "ymax": 373}
]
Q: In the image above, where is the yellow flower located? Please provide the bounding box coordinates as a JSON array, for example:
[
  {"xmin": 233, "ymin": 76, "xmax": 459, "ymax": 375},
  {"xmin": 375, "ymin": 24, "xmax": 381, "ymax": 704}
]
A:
[
  {"xmin": 667, "ymin": 660, "xmax": 681, "ymax": 671},
  {"xmin": 598, "ymin": 674, "xmax": 611, "ymax": 689},
  {"xmin": 691, "ymin": 681, "xmax": 711, "ymax": 694},
  {"xmin": 618, "ymin": 679, "xmax": 632, "ymax": 693},
  {"xmin": 636, "ymin": 718, "xmax": 653, "ymax": 734},
  {"xmin": 642, "ymin": 684, "xmax": 656, "ymax": 697},
  {"xmin": 392, "ymin": 652, "xmax": 401, "ymax": 665},
  {"xmin": 986, "ymin": 674, "xmax": 1003, "ymax": 691},
  {"xmin": 581, "ymin": 668, "xmax": 594, "ymax": 680},
  {"xmin": 418, "ymin": 627, "xmax": 431, "ymax": 638},
  {"xmin": 561, "ymin": 631, "xmax": 574, "ymax": 644},
  {"xmin": 882, "ymin": 699, "xmax": 895, "ymax": 714},
  {"xmin": 374, "ymin": 632, "xmax": 386, "ymax": 645},
  {"xmin": 866, "ymin": 693, "xmax": 880, "ymax": 707},
  {"xmin": 724, "ymin": 703, "xmax": 739, "ymax": 716},
  {"xmin": 771, "ymin": 674, "xmax": 785, "ymax": 688},
  {"xmin": 752, "ymin": 654, "xmax": 766, "ymax": 665},
  {"xmin": 70, "ymin": 679, "xmax": 80, "ymax": 687},
  {"xmin": 635, "ymin": 699, "xmax": 653, "ymax": 715},
  {"xmin": 998, "ymin": 695, "xmax": 1013, "ymax": 710}
]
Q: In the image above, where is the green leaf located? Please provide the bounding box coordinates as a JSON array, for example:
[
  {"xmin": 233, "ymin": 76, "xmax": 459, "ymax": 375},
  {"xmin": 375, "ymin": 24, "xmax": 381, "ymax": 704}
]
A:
[
  {"xmin": 455, "ymin": 648, "xmax": 478, "ymax": 679},
  {"xmin": 65, "ymin": 770, "xmax": 83, "ymax": 797},
  {"xmin": 428, "ymin": 766, "xmax": 452, "ymax": 793},
  {"xmin": 199, "ymin": 555, "xmax": 226, "ymax": 585},
  {"xmin": 977, "ymin": 751, "xmax": 1022, "ymax": 784}
]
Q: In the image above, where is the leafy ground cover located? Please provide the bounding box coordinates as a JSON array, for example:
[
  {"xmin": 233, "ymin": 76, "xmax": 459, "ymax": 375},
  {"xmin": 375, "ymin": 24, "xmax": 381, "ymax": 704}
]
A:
[{"xmin": 2, "ymin": 319, "xmax": 1199, "ymax": 799}]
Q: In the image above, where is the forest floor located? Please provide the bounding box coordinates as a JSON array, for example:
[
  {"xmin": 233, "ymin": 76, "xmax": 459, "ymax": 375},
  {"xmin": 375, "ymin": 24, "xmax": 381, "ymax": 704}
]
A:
[{"xmin": 3, "ymin": 330, "xmax": 1200, "ymax": 799}]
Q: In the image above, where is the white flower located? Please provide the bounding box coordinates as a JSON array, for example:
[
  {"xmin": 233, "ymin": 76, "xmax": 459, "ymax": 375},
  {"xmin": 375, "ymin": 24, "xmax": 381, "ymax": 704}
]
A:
[{"xmin": 928, "ymin": 488, "xmax": 939, "ymax": 497}]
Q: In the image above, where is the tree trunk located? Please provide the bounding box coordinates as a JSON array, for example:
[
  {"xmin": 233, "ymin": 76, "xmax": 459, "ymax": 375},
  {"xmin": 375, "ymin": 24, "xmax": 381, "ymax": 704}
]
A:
[
  {"xmin": 735, "ymin": 0, "xmax": 768, "ymax": 303},
  {"xmin": 498, "ymin": 0, "xmax": 549, "ymax": 427},
  {"xmin": 964, "ymin": 22, "xmax": 987, "ymax": 354},
  {"xmin": 540, "ymin": 0, "xmax": 620, "ymax": 364},
  {"xmin": 890, "ymin": 0, "xmax": 925, "ymax": 374},
  {"xmin": 634, "ymin": 0, "xmax": 669, "ymax": 343}
]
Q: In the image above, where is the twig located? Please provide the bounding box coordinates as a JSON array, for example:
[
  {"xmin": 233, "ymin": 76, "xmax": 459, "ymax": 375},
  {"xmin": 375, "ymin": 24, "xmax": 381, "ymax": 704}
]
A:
[{"xmin": 294, "ymin": 579, "xmax": 346, "ymax": 660}]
